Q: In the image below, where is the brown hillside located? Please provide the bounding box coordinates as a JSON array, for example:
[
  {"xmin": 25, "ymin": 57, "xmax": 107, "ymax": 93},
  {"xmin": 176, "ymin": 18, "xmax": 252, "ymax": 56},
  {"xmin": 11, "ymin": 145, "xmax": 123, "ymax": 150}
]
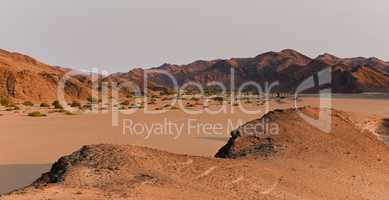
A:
[
  {"xmin": 0, "ymin": 49, "xmax": 91, "ymax": 103},
  {"xmin": 107, "ymin": 49, "xmax": 389, "ymax": 93},
  {"xmin": 1, "ymin": 48, "xmax": 389, "ymax": 103}
]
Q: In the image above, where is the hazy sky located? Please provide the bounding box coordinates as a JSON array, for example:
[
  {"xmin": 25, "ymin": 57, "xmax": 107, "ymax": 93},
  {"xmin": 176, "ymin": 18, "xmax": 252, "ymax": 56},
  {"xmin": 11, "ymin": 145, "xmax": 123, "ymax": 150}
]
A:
[{"xmin": 0, "ymin": 0, "xmax": 388, "ymax": 72}]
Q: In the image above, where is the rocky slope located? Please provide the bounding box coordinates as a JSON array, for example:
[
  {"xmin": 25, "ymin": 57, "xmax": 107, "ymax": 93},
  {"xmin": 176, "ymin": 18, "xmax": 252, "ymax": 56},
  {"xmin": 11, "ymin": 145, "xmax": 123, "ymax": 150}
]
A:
[
  {"xmin": 1, "ymin": 48, "xmax": 389, "ymax": 103},
  {"xmin": 2, "ymin": 108, "xmax": 389, "ymax": 200},
  {"xmin": 0, "ymin": 49, "xmax": 91, "ymax": 103},
  {"xmin": 107, "ymin": 49, "xmax": 389, "ymax": 93}
]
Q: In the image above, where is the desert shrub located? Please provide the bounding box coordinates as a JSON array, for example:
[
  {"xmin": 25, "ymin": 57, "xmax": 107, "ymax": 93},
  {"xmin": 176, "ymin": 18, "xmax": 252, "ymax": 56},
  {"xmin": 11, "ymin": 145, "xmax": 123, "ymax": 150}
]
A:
[
  {"xmin": 23, "ymin": 101, "xmax": 34, "ymax": 106},
  {"xmin": 70, "ymin": 101, "xmax": 81, "ymax": 108},
  {"xmin": 52, "ymin": 100, "xmax": 64, "ymax": 109},
  {"xmin": 82, "ymin": 104, "xmax": 92, "ymax": 109},
  {"xmin": 191, "ymin": 97, "xmax": 200, "ymax": 101},
  {"xmin": 40, "ymin": 103, "xmax": 50, "ymax": 107},
  {"xmin": 120, "ymin": 100, "xmax": 130, "ymax": 106},
  {"xmin": 212, "ymin": 97, "xmax": 224, "ymax": 102},
  {"xmin": 64, "ymin": 111, "xmax": 77, "ymax": 115},
  {"xmin": 212, "ymin": 96, "xmax": 224, "ymax": 105},
  {"xmin": 28, "ymin": 111, "xmax": 47, "ymax": 117},
  {"xmin": 0, "ymin": 98, "xmax": 10, "ymax": 106},
  {"xmin": 383, "ymin": 119, "xmax": 389, "ymax": 127},
  {"xmin": 170, "ymin": 106, "xmax": 178, "ymax": 110},
  {"xmin": 87, "ymin": 96, "xmax": 98, "ymax": 103}
]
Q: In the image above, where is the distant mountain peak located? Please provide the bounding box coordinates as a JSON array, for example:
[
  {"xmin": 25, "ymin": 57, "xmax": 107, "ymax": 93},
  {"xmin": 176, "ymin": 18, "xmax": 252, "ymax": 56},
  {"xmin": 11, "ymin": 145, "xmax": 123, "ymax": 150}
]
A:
[{"xmin": 280, "ymin": 49, "xmax": 305, "ymax": 56}]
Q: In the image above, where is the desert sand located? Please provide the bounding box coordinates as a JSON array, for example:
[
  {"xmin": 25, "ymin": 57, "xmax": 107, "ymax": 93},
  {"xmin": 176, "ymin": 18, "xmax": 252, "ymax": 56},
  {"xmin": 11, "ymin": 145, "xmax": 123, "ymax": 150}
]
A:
[
  {"xmin": 0, "ymin": 97, "xmax": 388, "ymax": 197},
  {"xmin": 0, "ymin": 104, "xmax": 389, "ymax": 199}
]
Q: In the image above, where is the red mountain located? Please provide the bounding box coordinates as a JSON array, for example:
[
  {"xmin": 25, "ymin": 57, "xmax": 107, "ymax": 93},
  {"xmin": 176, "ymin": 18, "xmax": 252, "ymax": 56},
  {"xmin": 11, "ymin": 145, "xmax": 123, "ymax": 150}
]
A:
[
  {"xmin": 107, "ymin": 49, "xmax": 389, "ymax": 93},
  {"xmin": 1, "ymin": 48, "xmax": 388, "ymax": 103}
]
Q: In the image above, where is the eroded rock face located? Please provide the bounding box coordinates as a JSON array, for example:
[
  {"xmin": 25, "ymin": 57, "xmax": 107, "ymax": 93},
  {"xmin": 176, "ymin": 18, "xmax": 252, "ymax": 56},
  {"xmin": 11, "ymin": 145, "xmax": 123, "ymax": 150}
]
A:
[
  {"xmin": 215, "ymin": 130, "xmax": 278, "ymax": 159},
  {"xmin": 0, "ymin": 70, "xmax": 16, "ymax": 97},
  {"xmin": 0, "ymin": 49, "xmax": 91, "ymax": 103},
  {"xmin": 378, "ymin": 119, "xmax": 389, "ymax": 144},
  {"xmin": 34, "ymin": 146, "xmax": 90, "ymax": 185}
]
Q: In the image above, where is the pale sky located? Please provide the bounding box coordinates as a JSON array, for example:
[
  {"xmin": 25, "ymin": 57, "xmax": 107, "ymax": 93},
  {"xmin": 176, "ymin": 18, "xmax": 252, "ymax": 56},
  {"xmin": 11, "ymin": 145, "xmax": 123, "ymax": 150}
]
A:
[{"xmin": 0, "ymin": 0, "xmax": 388, "ymax": 72}]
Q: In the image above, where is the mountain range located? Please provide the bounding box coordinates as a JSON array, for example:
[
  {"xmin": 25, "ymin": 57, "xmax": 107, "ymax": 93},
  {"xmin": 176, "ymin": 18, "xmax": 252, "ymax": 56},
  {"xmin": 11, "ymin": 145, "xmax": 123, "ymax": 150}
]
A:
[{"xmin": 1, "ymin": 48, "xmax": 388, "ymax": 103}]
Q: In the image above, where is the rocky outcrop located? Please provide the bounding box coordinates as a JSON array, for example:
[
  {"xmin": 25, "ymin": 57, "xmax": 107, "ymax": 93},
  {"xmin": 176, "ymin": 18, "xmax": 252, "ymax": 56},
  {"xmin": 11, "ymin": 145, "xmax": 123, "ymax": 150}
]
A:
[
  {"xmin": 0, "ymin": 70, "xmax": 16, "ymax": 97},
  {"xmin": 215, "ymin": 107, "xmax": 389, "ymax": 159},
  {"xmin": 0, "ymin": 49, "xmax": 91, "ymax": 103}
]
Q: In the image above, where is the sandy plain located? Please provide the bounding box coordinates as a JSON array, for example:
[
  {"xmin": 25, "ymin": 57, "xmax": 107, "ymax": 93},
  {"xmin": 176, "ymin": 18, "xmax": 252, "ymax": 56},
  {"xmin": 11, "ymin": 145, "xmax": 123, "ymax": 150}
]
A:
[{"xmin": 0, "ymin": 97, "xmax": 388, "ymax": 195}]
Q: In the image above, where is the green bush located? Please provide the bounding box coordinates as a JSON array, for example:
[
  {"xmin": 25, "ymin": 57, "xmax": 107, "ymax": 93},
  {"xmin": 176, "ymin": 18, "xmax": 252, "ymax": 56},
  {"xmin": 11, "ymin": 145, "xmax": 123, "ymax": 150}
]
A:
[
  {"xmin": 23, "ymin": 101, "xmax": 34, "ymax": 106},
  {"xmin": 70, "ymin": 101, "xmax": 81, "ymax": 108},
  {"xmin": 52, "ymin": 100, "xmax": 64, "ymax": 109},
  {"xmin": 64, "ymin": 111, "xmax": 78, "ymax": 115},
  {"xmin": 82, "ymin": 104, "xmax": 92, "ymax": 110},
  {"xmin": 212, "ymin": 97, "xmax": 224, "ymax": 102},
  {"xmin": 0, "ymin": 98, "xmax": 10, "ymax": 106},
  {"xmin": 87, "ymin": 96, "xmax": 98, "ymax": 103},
  {"xmin": 40, "ymin": 103, "xmax": 50, "ymax": 107},
  {"xmin": 190, "ymin": 97, "xmax": 200, "ymax": 101},
  {"xmin": 28, "ymin": 111, "xmax": 47, "ymax": 117}
]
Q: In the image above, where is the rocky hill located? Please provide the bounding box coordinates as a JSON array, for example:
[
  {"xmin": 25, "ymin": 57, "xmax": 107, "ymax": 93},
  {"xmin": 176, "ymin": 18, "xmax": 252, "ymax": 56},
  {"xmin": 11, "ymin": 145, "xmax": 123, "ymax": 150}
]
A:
[
  {"xmin": 107, "ymin": 49, "xmax": 389, "ymax": 93},
  {"xmin": 0, "ymin": 49, "xmax": 91, "ymax": 103},
  {"xmin": 1, "ymin": 48, "xmax": 389, "ymax": 103}
]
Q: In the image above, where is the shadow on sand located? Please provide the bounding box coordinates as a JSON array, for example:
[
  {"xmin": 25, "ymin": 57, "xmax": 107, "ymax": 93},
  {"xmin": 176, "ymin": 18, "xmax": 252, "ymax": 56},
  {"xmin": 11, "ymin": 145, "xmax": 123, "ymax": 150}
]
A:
[{"xmin": 0, "ymin": 164, "xmax": 51, "ymax": 195}]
